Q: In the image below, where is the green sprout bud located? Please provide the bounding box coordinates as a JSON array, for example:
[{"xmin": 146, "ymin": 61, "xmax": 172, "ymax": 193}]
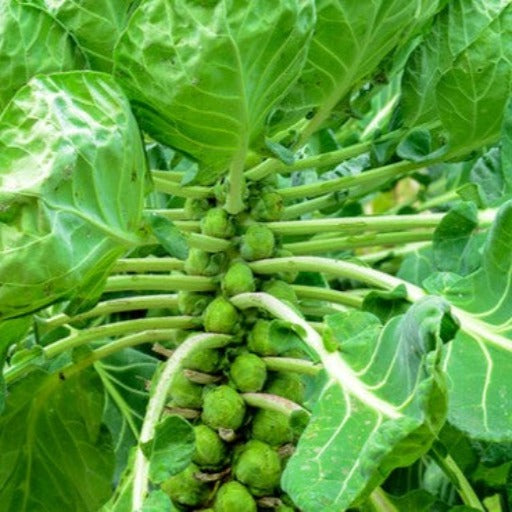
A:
[
  {"xmin": 183, "ymin": 348, "xmax": 221, "ymax": 373},
  {"xmin": 250, "ymin": 190, "xmax": 284, "ymax": 221},
  {"xmin": 184, "ymin": 198, "xmax": 211, "ymax": 220},
  {"xmin": 203, "ymin": 297, "xmax": 239, "ymax": 334},
  {"xmin": 274, "ymin": 249, "xmax": 299, "ymax": 283},
  {"xmin": 265, "ymin": 372, "xmax": 305, "ymax": 405},
  {"xmin": 200, "ymin": 207, "xmax": 235, "ymax": 239},
  {"xmin": 247, "ymin": 319, "xmax": 278, "ymax": 356},
  {"xmin": 185, "ymin": 249, "xmax": 225, "ymax": 276},
  {"xmin": 178, "ymin": 291, "xmax": 213, "ymax": 316},
  {"xmin": 169, "ymin": 371, "xmax": 203, "ymax": 408},
  {"xmin": 261, "ymin": 279, "xmax": 298, "ymax": 306},
  {"xmin": 221, "ymin": 262, "xmax": 256, "ymax": 296},
  {"xmin": 233, "ymin": 440, "xmax": 281, "ymax": 496},
  {"xmin": 251, "ymin": 409, "xmax": 293, "ymax": 446},
  {"xmin": 240, "ymin": 225, "xmax": 275, "ymax": 261},
  {"xmin": 161, "ymin": 463, "xmax": 210, "ymax": 507},
  {"xmin": 193, "ymin": 425, "xmax": 227, "ymax": 469},
  {"xmin": 213, "ymin": 481, "xmax": 257, "ymax": 512},
  {"xmin": 230, "ymin": 353, "xmax": 267, "ymax": 392},
  {"xmin": 202, "ymin": 385, "xmax": 246, "ymax": 430}
]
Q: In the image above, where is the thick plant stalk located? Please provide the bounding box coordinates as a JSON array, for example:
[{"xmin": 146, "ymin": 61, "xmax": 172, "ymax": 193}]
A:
[{"xmin": 132, "ymin": 332, "xmax": 232, "ymax": 510}]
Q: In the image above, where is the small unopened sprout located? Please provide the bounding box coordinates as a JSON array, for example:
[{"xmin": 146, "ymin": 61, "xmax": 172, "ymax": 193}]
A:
[
  {"xmin": 193, "ymin": 425, "xmax": 227, "ymax": 469},
  {"xmin": 240, "ymin": 225, "xmax": 275, "ymax": 261},
  {"xmin": 202, "ymin": 385, "xmax": 246, "ymax": 430},
  {"xmin": 251, "ymin": 190, "xmax": 284, "ymax": 221},
  {"xmin": 178, "ymin": 291, "xmax": 212, "ymax": 316},
  {"xmin": 251, "ymin": 409, "xmax": 293, "ymax": 446},
  {"xmin": 274, "ymin": 249, "xmax": 299, "ymax": 283},
  {"xmin": 161, "ymin": 463, "xmax": 210, "ymax": 507},
  {"xmin": 233, "ymin": 440, "xmax": 281, "ymax": 496},
  {"xmin": 185, "ymin": 249, "xmax": 225, "ymax": 276},
  {"xmin": 221, "ymin": 262, "xmax": 256, "ymax": 296},
  {"xmin": 184, "ymin": 197, "xmax": 210, "ymax": 220},
  {"xmin": 230, "ymin": 353, "xmax": 267, "ymax": 392},
  {"xmin": 203, "ymin": 296, "xmax": 239, "ymax": 334},
  {"xmin": 182, "ymin": 348, "xmax": 221, "ymax": 373},
  {"xmin": 265, "ymin": 372, "xmax": 305, "ymax": 405},
  {"xmin": 261, "ymin": 279, "xmax": 298, "ymax": 305},
  {"xmin": 213, "ymin": 481, "xmax": 257, "ymax": 512},
  {"xmin": 169, "ymin": 371, "xmax": 203, "ymax": 409},
  {"xmin": 247, "ymin": 319, "xmax": 278, "ymax": 356},
  {"xmin": 200, "ymin": 207, "xmax": 235, "ymax": 239}
]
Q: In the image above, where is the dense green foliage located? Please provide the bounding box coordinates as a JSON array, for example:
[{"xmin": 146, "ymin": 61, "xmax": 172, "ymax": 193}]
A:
[{"xmin": 1, "ymin": 0, "xmax": 512, "ymax": 511}]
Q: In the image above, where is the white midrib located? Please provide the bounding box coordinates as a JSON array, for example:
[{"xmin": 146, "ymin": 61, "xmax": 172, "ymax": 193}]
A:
[{"xmin": 231, "ymin": 293, "xmax": 402, "ymax": 419}]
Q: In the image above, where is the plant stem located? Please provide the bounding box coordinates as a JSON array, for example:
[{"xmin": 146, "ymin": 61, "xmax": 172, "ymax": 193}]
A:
[
  {"xmin": 151, "ymin": 170, "xmax": 186, "ymax": 182},
  {"xmin": 279, "ymin": 160, "xmax": 423, "ymax": 200},
  {"xmin": 267, "ymin": 213, "xmax": 445, "ymax": 235},
  {"xmin": 368, "ymin": 487, "xmax": 399, "ymax": 512},
  {"xmin": 417, "ymin": 190, "xmax": 460, "ymax": 211},
  {"xmin": 40, "ymin": 294, "xmax": 179, "ymax": 331},
  {"xmin": 132, "ymin": 332, "xmax": 232, "ymax": 510},
  {"xmin": 358, "ymin": 242, "xmax": 432, "ymax": 264},
  {"xmin": 144, "ymin": 208, "xmax": 188, "ymax": 221},
  {"xmin": 112, "ymin": 258, "xmax": 185, "ymax": 273},
  {"xmin": 152, "ymin": 176, "xmax": 213, "ymax": 199},
  {"xmin": 283, "ymin": 230, "xmax": 435, "ymax": 255},
  {"xmin": 249, "ymin": 257, "xmax": 426, "ymax": 302},
  {"xmin": 188, "ymin": 232, "xmax": 231, "ymax": 252},
  {"xmin": 104, "ymin": 275, "xmax": 216, "ymax": 293},
  {"xmin": 231, "ymin": 292, "xmax": 402, "ymax": 418},
  {"xmin": 262, "ymin": 356, "xmax": 322, "ymax": 376},
  {"xmin": 430, "ymin": 448, "xmax": 485, "ymax": 511},
  {"xmin": 282, "ymin": 194, "xmax": 338, "ymax": 220},
  {"xmin": 225, "ymin": 147, "xmax": 247, "ymax": 214},
  {"xmin": 44, "ymin": 316, "xmax": 198, "ymax": 359},
  {"xmin": 245, "ymin": 140, "xmax": 373, "ymax": 181},
  {"xmin": 241, "ymin": 392, "xmax": 308, "ymax": 417},
  {"xmin": 292, "ymin": 285, "xmax": 365, "ymax": 309}
]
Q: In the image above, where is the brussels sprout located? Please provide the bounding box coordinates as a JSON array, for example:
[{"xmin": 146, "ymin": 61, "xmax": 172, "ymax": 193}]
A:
[
  {"xmin": 251, "ymin": 190, "xmax": 284, "ymax": 221},
  {"xmin": 184, "ymin": 197, "xmax": 211, "ymax": 220},
  {"xmin": 200, "ymin": 207, "xmax": 235, "ymax": 239},
  {"xmin": 265, "ymin": 372, "xmax": 305, "ymax": 404},
  {"xmin": 183, "ymin": 348, "xmax": 221, "ymax": 373},
  {"xmin": 169, "ymin": 371, "xmax": 203, "ymax": 408},
  {"xmin": 233, "ymin": 440, "xmax": 281, "ymax": 496},
  {"xmin": 193, "ymin": 425, "xmax": 227, "ymax": 469},
  {"xmin": 240, "ymin": 225, "xmax": 275, "ymax": 261},
  {"xmin": 251, "ymin": 409, "xmax": 293, "ymax": 446},
  {"xmin": 202, "ymin": 385, "xmax": 246, "ymax": 430},
  {"xmin": 178, "ymin": 291, "xmax": 213, "ymax": 316},
  {"xmin": 276, "ymin": 505, "xmax": 294, "ymax": 512},
  {"xmin": 221, "ymin": 262, "xmax": 256, "ymax": 296},
  {"xmin": 185, "ymin": 249, "xmax": 226, "ymax": 276},
  {"xmin": 261, "ymin": 280, "xmax": 298, "ymax": 305},
  {"xmin": 247, "ymin": 319, "xmax": 278, "ymax": 356},
  {"xmin": 161, "ymin": 463, "xmax": 210, "ymax": 507},
  {"xmin": 274, "ymin": 249, "xmax": 299, "ymax": 283},
  {"xmin": 230, "ymin": 353, "xmax": 267, "ymax": 392},
  {"xmin": 213, "ymin": 481, "xmax": 257, "ymax": 512},
  {"xmin": 203, "ymin": 297, "xmax": 239, "ymax": 334}
]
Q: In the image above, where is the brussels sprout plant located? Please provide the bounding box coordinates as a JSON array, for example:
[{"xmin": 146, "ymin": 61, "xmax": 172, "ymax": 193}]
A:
[{"xmin": 1, "ymin": 1, "xmax": 512, "ymax": 511}]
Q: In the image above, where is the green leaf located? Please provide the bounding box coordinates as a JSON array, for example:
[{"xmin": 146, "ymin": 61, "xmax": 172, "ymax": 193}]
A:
[
  {"xmin": 28, "ymin": 0, "xmax": 135, "ymax": 71},
  {"xmin": 147, "ymin": 214, "xmax": 189, "ymax": 260},
  {"xmin": 0, "ymin": 71, "xmax": 147, "ymax": 320},
  {"xmin": 114, "ymin": 0, "xmax": 315, "ymax": 184},
  {"xmin": 143, "ymin": 415, "xmax": 195, "ymax": 484},
  {"xmin": 0, "ymin": 0, "xmax": 82, "ymax": 110},
  {"xmin": 282, "ymin": 298, "xmax": 447, "ymax": 511},
  {"xmin": 0, "ymin": 368, "xmax": 115, "ymax": 511},
  {"xmin": 142, "ymin": 490, "xmax": 177, "ymax": 512},
  {"xmin": 440, "ymin": 201, "xmax": 512, "ymax": 441}
]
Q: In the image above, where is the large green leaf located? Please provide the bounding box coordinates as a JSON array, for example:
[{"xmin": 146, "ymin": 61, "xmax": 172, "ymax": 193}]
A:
[
  {"xmin": 440, "ymin": 201, "xmax": 512, "ymax": 441},
  {"xmin": 282, "ymin": 298, "xmax": 447, "ymax": 511},
  {"xmin": 114, "ymin": 0, "xmax": 315, "ymax": 184},
  {"xmin": 0, "ymin": 71, "xmax": 147, "ymax": 320},
  {"xmin": 0, "ymin": 0, "xmax": 81, "ymax": 110},
  {"xmin": 273, "ymin": 0, "xmax": 421, "ymax": 139},
  {"xmin": 0, "ymin": 368, "xmax": 115, "ymax": 511},
  {"xmin": 29, "ymin": 0, "xmax": 137, "ymax": 71}
]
